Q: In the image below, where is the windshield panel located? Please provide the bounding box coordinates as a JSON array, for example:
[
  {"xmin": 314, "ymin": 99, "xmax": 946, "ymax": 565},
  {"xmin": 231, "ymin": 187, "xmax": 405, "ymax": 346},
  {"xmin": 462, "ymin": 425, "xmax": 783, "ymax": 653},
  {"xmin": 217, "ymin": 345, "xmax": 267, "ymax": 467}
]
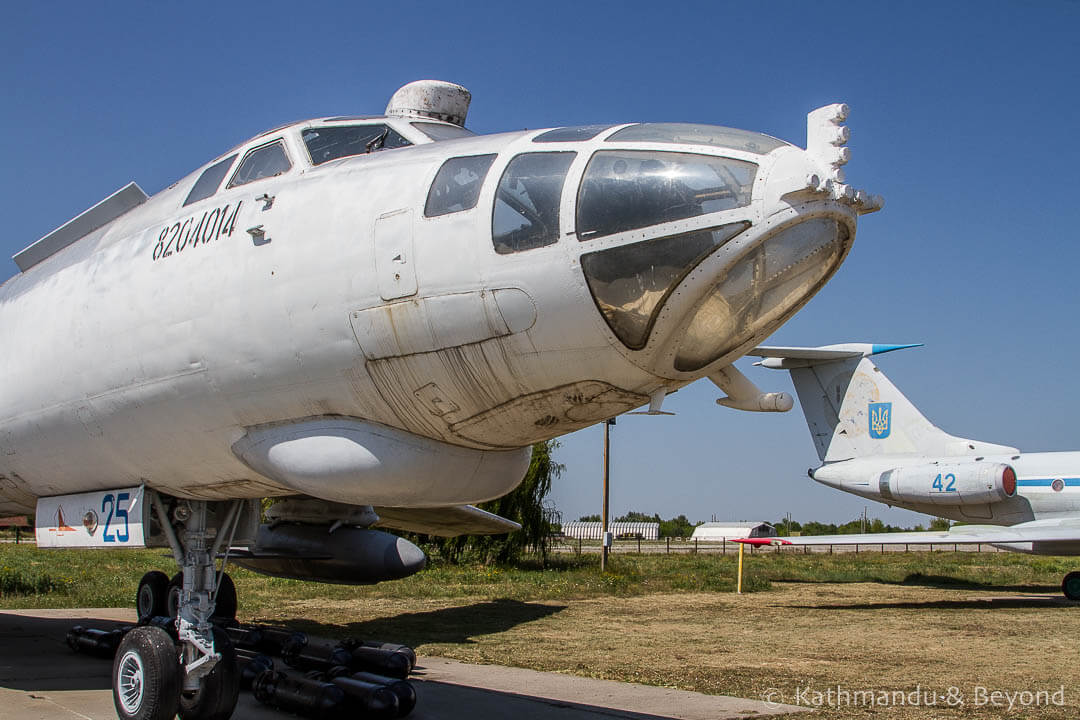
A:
[
  {"xmin": 184, "ymin": 154, "xmax": 237, "ymax": 207},
  {"xmin": 674, "ymin": 218, "xmax": 848, "ymax": 371},
  {"xmin": 533, "ymin": 125, "xmax": 614, "ymax": 143},
  {"xmin": 412, "ymin": 122, "xmax": 476, "ymax": 141},
  {"xmin": 492, "ymin": 152, "xmax": 576, "ymax": 254},
  {"xmin": 228, "ymin": 141, "xmax": 291, "ymax": 188},
  {"xmin": 303, "ymin": 125, "xmax": 411, "ymax": 165},
  {"xmin": 577, "ymin": 150, "xmax": 756, "ymax": 240},
  {"xmin": 581, "ymin": 223, "xmax": 749, "ymax": 349},
  {"xmin": 607, "ymin": 123, "xmax": 788, "ymax": 155},
  {"xmin": 425, "ymin": 154, "xmax": 497, "ymax": 217}
]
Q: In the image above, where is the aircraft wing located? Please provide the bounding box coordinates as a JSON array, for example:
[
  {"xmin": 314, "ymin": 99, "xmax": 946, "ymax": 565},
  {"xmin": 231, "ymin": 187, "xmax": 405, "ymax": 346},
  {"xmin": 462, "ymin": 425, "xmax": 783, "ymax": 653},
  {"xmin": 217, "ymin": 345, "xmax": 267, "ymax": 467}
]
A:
[
  {"xmin": 372, "ymin": 505, "xmax": 521, "ymax": 537},
  {"xmin": 742, "ymin": 518, "xmax": 1080, "ymax": 547}
]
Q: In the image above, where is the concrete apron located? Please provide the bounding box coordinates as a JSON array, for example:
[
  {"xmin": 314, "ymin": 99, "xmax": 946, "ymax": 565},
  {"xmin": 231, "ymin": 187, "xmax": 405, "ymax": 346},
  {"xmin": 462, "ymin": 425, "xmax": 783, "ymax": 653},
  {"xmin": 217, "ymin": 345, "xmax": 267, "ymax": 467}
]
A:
[{"xmin": 0, "ymin": 608, "xmax": 805, "ymax": 719}]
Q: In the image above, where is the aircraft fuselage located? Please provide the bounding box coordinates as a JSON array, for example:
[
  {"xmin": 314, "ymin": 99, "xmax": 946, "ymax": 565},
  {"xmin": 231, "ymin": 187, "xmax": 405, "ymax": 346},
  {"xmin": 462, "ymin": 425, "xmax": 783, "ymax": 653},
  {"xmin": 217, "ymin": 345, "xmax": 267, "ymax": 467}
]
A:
[{"xmin": 0, "ymin": 97, "xmax": 878, "ymax": 512}]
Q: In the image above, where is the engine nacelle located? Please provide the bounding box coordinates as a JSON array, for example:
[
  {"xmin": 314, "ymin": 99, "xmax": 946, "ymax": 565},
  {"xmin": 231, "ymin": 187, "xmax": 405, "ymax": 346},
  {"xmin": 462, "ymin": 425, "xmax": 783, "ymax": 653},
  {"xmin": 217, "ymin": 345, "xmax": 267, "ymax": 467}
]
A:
[
  {"xmin": 879, "ymin": 462, "xmax": 1017, "ymax": 506},
  {"xmin": 233, "ymin": 523, "xmax": 426, "ymax": 585}
]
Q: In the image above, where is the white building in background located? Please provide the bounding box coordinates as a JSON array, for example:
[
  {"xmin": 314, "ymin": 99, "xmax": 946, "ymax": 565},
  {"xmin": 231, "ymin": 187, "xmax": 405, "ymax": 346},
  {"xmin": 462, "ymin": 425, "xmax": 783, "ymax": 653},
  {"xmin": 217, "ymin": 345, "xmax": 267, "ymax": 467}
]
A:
[
  {"xmin": 690, "ymin": 521, "xmax": 776, "ymax": 541},
  {"xmin": 562, "ymin": 521, "xmax": 659, "ymax": 540}
]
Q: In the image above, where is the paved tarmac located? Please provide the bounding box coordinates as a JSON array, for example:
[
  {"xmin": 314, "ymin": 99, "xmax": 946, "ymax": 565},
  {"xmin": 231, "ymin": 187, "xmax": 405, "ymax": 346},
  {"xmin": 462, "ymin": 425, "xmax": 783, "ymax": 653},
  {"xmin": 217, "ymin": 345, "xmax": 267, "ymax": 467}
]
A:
[{"xmin": 0, "ymin": 608, "xmax": 804, "ymax": 719}]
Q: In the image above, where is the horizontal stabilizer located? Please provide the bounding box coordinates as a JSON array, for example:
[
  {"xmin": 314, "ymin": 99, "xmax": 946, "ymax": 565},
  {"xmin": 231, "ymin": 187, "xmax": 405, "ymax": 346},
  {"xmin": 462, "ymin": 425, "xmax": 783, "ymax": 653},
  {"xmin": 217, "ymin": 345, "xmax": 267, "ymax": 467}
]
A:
[
  {"xmin": 373, "ymin": 504, "xmax": 521, "ymax": 537},
  {"xmin": 14, "ymin": 182, "xmax": 147, "ymax": 272},
  {"xmin": 750, "ymin": 343, "xmax": 922, "ymax": 369}
]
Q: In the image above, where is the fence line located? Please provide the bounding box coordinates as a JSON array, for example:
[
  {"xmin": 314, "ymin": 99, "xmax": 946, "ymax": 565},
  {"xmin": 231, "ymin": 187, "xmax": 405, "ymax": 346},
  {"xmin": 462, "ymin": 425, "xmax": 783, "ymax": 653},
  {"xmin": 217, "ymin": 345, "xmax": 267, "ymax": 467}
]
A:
[{"xmin": 549, "ymin": 538, "xmax": 1003, "ymax": 555}]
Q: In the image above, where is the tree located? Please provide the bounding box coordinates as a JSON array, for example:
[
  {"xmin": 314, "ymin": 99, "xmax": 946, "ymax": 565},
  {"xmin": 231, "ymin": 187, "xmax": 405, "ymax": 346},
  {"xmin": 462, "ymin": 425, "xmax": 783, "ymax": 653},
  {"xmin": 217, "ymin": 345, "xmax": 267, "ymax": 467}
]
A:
[
  {"xmin": 929, "ymin": 517, "xmax": 952, "ymax": 531},
  {"xmin": 428, "ymin": 440, "xmax": 564, "ymax": 564},
  {"xmin": 615, "ymin": 511, "xmax": 660, "ymax": 523},
  {"xmin": 659, "ymin": 514, "xmax": 696, "ymax": 538},
  {"xmin": 578, "ymin": 514, "xmax": 600, "ymax": 522}
]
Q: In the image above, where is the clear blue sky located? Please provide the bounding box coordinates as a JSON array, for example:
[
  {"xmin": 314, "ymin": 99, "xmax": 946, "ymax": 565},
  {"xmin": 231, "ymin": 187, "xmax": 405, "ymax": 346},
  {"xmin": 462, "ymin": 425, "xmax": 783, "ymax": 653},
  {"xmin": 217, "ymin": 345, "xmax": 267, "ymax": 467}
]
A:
[{"xmin": 3, "ymin": 2, "xmax": 1079, "ymax": 527}]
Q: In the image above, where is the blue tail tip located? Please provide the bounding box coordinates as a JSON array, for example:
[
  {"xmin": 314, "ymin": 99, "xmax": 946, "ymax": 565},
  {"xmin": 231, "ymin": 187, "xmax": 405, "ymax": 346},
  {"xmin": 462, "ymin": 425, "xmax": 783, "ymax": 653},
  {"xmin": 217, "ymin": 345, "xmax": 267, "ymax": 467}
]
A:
[{"xmin": 870, "ymin": 343, "xmax": 923, "ymax": 356}]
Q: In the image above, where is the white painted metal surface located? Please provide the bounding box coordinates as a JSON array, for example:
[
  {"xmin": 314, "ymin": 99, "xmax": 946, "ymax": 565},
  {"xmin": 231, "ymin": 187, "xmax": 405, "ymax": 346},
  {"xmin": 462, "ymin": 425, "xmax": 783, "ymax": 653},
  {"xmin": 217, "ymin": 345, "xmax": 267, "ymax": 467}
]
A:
[
  {"xmin": 691, "ymin": 522, "xmax": 776, "ymax": 541},
  {"xmin": 35, "ymin": 486, "xmax": 147, "ymax": 548},
  {"xmin": 0, "ymin": 82, "xmax": 882, "ymax": 527}
]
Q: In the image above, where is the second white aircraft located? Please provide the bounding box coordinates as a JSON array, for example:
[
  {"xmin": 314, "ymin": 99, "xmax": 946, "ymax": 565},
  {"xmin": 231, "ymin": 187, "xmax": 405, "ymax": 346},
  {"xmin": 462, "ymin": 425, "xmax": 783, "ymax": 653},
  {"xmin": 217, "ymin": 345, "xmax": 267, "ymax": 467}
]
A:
[{"xmin": 741, "ymin": 343, "xmax": 1080, "ymax": 601}]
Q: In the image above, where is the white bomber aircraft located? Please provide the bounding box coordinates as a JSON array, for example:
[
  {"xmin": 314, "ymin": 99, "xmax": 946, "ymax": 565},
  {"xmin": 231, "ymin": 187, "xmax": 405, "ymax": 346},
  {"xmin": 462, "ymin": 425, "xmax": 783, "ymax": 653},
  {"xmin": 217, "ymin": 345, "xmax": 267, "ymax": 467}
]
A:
[
  {"xmin": 740, "ymin": 344, "xmax": 1080, "ymax": 601},
  {"xmin": 0, "ymin": 80, "xmax": 882, "ymax": 719}
]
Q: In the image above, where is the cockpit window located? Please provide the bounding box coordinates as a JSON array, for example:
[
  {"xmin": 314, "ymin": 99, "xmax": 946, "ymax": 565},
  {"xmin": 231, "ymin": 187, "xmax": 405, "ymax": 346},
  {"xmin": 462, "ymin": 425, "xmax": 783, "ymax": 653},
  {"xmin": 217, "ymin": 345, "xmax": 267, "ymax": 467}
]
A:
[
  {"xmin": 184, "ymin": 154, "xmax": 237, "ymax": 207},
  {"xmin": 412, "ymin": 122, "xmax": 476, "ymax": 141},
  {"xmin": 607, "ymin": 123, "xmax": 788, "ymax": 155},
  {"xmin": 581, "ymin": 222, "xmax": 749, "ymax": 349},
  {"xmin": 227, "ymin": 140, "xmax": 292, "ymax": 188},
  {"xmin": 492, "ymin": 152, "xmax": 576, "ymax": 255},
  {"xmin": 577, "ymin": 150, "xmax": 756, "ymax": 240},
  {"xmin": 533, "ymin": 125, "xmax": 614, "ymax": 143},
  {"xmin": 425, "ymin": 154, "xmax": 497, "ymax": 217},
  {"xmin": 303, "ymin": 125, "xmax": 411, "ymax": 165}
]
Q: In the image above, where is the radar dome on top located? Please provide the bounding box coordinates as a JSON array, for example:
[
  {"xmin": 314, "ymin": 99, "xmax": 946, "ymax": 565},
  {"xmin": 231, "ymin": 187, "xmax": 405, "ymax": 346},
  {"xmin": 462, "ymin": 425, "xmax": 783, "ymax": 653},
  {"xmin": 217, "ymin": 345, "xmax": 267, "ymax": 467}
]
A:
[{"xmin": 385, "ymin": 80, "xmax": 471, "ymax": 128}]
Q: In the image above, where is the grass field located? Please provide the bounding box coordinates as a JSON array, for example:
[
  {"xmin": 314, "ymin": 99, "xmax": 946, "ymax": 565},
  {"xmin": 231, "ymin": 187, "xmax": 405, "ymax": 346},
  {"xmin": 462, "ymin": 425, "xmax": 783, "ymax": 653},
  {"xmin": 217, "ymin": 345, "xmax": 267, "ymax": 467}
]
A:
[{"xmin": 2, "ymin": 544, "xmax": 1077, "ymax": 718}]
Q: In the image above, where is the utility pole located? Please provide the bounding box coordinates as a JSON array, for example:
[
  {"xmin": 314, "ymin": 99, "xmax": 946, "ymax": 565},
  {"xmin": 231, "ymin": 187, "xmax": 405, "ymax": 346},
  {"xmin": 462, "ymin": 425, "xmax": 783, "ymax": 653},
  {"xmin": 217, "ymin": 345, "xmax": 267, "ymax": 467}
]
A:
[
  {"xmin": 601, "ymin": 418, "xmax": 614, "ymax": 572},
  {"xmin": 861, "ymin": 506, "xmax": 867, "ymax": 533}
]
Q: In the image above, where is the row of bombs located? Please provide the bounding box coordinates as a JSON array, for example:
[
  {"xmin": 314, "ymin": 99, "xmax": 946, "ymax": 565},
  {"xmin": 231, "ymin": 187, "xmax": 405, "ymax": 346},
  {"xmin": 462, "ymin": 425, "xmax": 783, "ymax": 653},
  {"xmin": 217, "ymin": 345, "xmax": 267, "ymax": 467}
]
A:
[{"xmin": 66, "ymin": 620, "xmax": 419, "ymax": 719}]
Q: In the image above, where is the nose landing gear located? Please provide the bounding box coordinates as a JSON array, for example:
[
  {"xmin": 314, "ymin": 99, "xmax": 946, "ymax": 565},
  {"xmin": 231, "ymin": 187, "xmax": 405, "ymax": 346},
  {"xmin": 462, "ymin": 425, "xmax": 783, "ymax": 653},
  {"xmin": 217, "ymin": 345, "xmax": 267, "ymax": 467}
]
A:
[{"xmin": 115, "ymin": 495, "xmax": 248, "ymax": 720}]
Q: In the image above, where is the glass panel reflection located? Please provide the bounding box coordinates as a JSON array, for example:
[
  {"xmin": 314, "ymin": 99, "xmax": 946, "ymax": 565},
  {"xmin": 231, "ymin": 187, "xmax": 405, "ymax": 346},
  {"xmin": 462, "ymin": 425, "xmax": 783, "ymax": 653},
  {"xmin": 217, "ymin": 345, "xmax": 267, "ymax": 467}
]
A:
[
  {"xmin": 581, "ymin": 223, "xmax": 749, "ymax": 349},
  {"xmin": 578, "ymin": 151, "xmax": 756, "ymax": 240},
  {"xmin": 607, "ymin": 123, "xmax": 788, "ymax": 155},
  {"xmin": 674, "ymin": 218, "xmax": 848, "ymax": 372}
]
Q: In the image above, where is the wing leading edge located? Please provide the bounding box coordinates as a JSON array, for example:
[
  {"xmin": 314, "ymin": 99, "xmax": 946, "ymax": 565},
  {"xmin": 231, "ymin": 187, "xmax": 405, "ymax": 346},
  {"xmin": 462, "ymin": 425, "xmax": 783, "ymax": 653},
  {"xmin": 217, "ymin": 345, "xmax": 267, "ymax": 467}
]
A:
[
  {"xmin": 740, "ymin": 518, "xmax": 1080, "ymax": 547},
  {"xmin": 373, "ymin": 504, "xmax": 521, "ymax": 537}
]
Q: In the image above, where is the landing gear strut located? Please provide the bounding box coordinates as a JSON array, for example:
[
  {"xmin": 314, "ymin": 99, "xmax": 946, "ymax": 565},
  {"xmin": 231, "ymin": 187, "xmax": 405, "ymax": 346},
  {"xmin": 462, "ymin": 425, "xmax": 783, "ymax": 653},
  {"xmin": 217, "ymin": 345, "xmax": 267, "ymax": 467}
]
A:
[{"xmin": 115, "ymin": 495, "xmax": 247, "ymax": 720}]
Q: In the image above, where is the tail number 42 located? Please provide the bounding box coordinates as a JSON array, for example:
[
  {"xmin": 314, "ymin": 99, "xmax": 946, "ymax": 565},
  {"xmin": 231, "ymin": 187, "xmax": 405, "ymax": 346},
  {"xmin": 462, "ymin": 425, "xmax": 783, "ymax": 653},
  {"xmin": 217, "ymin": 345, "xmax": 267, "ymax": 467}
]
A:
[{"xmin": 932, "ymin": 474, "xmax": 957, "ymax": 493}]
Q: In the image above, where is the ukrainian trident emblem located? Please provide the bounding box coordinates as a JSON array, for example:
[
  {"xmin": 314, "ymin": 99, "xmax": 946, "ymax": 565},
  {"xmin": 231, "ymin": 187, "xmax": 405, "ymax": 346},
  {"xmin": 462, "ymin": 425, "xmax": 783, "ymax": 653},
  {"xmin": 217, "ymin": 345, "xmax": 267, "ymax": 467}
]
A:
[{"xmin": 869, "ymin": 402, "xmax": 892, "ymax": 439}]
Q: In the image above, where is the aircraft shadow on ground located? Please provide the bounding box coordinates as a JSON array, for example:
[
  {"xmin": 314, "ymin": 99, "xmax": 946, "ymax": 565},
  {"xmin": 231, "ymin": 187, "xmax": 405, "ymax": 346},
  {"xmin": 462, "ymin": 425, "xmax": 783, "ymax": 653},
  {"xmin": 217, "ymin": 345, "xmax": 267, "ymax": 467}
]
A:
[
  {"xmin": 0, "ymin": 612, "xmax": 123, "ymax": 692},
  {"xmin": 772, "ymin": 572, "xmax": 1059, "ymax": 594},
  {"xmin": 271, "ymin": 598, "xmax": 568, "ymax": 647},
  {"xmin": 792, "ymin": 597, "xmax": 1076, "ymax": 610}
]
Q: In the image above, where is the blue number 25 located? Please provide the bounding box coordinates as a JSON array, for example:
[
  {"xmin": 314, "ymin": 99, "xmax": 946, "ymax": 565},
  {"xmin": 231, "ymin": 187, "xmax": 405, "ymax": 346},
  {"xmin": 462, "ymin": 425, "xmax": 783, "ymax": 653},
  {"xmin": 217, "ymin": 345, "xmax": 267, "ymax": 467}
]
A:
[{"xmin": 101, "ymin": 492, "xmax": 131, "ymax": 543}]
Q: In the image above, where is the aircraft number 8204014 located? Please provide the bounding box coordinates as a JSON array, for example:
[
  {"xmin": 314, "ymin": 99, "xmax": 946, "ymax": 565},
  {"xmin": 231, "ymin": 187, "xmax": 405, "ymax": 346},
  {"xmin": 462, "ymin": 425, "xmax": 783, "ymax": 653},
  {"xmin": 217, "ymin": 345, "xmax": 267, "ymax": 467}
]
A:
[
  {"xmin": 931, "ymin": 473, "xmax": 957, "ymax": 493},
  {"xmin": 152, "ymin": 201, "xmax": 242, "ymax": 262}
]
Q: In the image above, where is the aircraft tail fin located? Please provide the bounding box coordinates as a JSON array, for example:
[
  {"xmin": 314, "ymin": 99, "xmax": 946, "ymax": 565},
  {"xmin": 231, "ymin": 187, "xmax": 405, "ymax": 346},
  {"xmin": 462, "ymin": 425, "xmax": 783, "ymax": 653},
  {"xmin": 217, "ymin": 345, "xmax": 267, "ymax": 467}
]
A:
[{"xmin": 751, "ymin": 344, "xmax": 1018, "ymax": 462}]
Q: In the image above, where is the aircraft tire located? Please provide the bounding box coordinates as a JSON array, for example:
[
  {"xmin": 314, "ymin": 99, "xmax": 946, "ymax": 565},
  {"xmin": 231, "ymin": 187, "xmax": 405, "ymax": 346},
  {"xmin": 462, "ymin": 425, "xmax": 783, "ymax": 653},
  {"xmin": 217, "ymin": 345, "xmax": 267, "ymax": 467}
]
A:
[
  {"xmin": 178, "ymin": 627, "xmax": 240, "ymax": 720},
  {"xmin": 166, "ymin": 573, "xmax": 183, "ymax": 620},
  {"xmin": 136, "ymin": 571, "xmax": 169, "ymax": 623},
  {"xmin": 112, "ymin": 626, "xmax": 181, "ymax": 720},
  {"xmin": 1063, "ymin": 572, "xmax": 1080, "ymax": 601}
]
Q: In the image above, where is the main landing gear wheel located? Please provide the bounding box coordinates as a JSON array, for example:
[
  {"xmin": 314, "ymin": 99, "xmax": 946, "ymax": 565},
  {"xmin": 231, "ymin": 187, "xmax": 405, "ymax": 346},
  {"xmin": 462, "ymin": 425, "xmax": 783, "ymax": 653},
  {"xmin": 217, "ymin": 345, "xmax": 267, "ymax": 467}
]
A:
[
  {"xmin": 112, "ymin": 626, "xmax": 181, "ymax": 720},
  {"xmin": 136, "ymin": 571, "xmax": 169, "ymax": 624},
  {"xmin": 1063, "ymin": 571, "xmax": 1080, "ymax": 601},
  {"xmin": 166, "ymin": 572, "xmax": 237, "ymax": 622},
  {"xmin": 178, "ymin": 627, "xmax": 240, "ymax": 720}
]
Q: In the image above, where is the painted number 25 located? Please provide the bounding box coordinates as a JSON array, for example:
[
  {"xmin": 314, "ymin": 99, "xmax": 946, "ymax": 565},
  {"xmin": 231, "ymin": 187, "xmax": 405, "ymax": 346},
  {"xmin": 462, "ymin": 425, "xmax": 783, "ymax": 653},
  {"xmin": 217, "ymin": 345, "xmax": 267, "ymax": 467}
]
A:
[
  {"xmin": 932, "ymin": 474, "xmax": 957, "ymax": 493},
  {"xmin": 101, "ymin": 492, "xmax": 130, "ymax": 543}
]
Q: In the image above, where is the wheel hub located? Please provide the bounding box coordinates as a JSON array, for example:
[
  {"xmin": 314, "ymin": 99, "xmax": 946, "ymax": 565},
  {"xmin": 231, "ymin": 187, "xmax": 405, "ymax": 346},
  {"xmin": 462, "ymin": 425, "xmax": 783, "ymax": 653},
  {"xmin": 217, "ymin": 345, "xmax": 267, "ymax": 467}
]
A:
[{"xmin": 117, "ymin": 650, "xmax": 145, "ymax": 713}]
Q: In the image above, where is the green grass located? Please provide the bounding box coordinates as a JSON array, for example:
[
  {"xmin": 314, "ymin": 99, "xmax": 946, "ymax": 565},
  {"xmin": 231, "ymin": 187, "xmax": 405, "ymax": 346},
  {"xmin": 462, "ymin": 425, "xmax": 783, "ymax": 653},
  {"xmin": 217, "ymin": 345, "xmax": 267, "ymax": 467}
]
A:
[{"xmin": 0, "ymin": 544, "xmax": 1072, "ymax": 611}]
